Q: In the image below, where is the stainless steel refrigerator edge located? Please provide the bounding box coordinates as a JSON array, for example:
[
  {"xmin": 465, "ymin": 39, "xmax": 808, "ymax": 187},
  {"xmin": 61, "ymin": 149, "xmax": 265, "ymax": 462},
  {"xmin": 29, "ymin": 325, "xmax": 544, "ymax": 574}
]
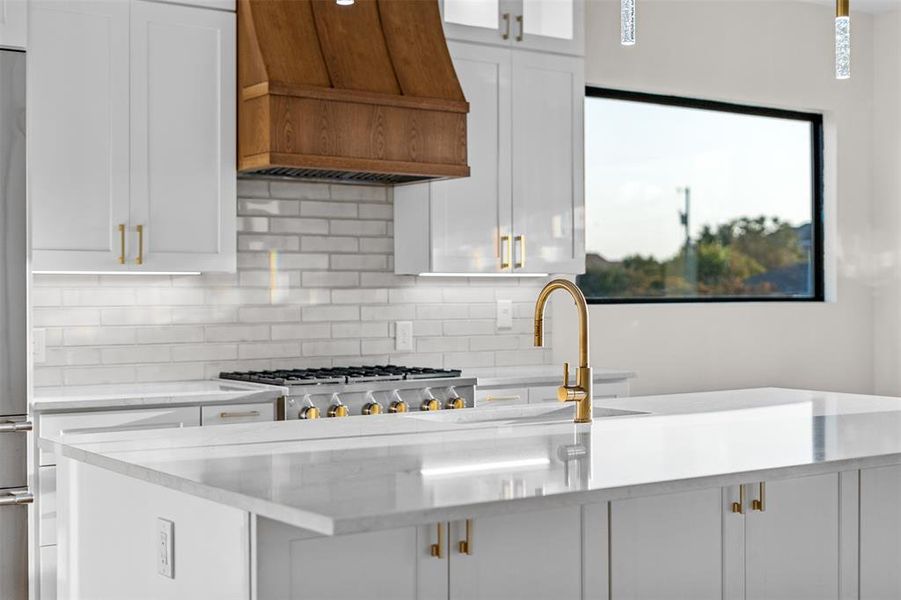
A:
[{"xmin": 0, "ymin": 49, "xmax": 30, "ymax": 600}]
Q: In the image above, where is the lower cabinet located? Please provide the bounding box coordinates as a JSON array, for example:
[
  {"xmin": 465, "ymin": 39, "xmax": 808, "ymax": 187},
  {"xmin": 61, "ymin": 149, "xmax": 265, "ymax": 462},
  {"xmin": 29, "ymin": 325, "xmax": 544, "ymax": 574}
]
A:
[
  {"xmin": 860, "ymin": 464, "xmax": 901, "ymax": 600},
  {"xmin": 256, "ymin": 506, "xmax": 584, "ymax": 600}
]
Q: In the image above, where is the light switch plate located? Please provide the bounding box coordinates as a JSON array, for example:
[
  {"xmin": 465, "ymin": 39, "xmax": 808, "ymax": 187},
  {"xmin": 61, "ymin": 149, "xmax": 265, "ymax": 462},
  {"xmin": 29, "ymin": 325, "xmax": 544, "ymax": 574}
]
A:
[
  {"xmin": 33, "ymin": 329, "xmax": 46, "ymax": 364},
  {"xmin": 157, "ymin": 518, "xmax": 174, "ymax": 579},
  {"xmin": 496, "ymin": 300, "xmax": 513, "ymax": 330},
  {"xmin": 395, "ymin": 321, "xmax": 413, "ymax": 352}
]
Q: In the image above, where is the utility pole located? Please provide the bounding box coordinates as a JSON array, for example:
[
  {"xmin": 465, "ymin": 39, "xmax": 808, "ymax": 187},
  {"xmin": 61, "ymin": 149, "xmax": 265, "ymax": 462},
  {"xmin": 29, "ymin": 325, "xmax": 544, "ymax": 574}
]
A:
[{"xmin": 677, "ymin": 186, "xmax": 695, "ymax": 288}]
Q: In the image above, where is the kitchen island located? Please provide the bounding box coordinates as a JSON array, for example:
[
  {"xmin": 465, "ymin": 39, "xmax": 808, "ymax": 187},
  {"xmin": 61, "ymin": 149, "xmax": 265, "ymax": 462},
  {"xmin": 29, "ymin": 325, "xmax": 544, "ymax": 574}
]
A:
[{"xmin": 45, "ymin": 388, "xmax": 901, "ymax": 599}]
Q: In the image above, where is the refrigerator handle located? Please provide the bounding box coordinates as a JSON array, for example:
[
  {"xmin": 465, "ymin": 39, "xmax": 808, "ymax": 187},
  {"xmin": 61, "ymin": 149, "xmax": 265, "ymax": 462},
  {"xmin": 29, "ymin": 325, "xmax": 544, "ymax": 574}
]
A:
[
  {"xmin": 0, "ymin": 420, "xmax": 32, "ymax": 433},
  {"xmin": 0, "ymin": 489, "xmax": 32, "ymax": 507}
]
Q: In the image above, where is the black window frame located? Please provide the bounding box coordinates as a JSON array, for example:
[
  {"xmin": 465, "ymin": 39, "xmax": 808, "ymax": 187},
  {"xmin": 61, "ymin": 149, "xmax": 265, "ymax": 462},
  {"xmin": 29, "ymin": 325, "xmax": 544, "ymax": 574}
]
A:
[{"xmin": 582, "ymin": 86, "xmax": 826, "ymax": 305}]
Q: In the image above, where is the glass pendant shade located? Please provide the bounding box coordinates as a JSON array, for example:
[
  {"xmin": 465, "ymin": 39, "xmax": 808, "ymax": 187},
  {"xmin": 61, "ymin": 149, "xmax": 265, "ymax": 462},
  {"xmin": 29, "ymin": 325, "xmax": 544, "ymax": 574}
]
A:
[
  {"xmin": 621, "ymin": 0, "xmax": 636, "ymax": 45},
  {"xmin": 835, "ymin": 16, "xmax": 850, "ymax": 79}
]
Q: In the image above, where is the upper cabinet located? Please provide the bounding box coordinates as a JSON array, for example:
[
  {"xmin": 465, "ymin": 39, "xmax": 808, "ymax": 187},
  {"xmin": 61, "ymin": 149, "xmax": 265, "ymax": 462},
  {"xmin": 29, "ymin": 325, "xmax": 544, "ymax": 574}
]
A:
[
  {"xmin": 394, "ymin": 40, "xmax": 584, "ymax": 276},
  {"xmin": 0, "ymin": 0, "xmax": 26, "ymax": 49},
  {"xmin": 29, "ymin": 0, "xmax": 236, "ymax": 273},
  {"xmin": 441, "ymin": 0, "xmax": 584, "ymax": 55}
]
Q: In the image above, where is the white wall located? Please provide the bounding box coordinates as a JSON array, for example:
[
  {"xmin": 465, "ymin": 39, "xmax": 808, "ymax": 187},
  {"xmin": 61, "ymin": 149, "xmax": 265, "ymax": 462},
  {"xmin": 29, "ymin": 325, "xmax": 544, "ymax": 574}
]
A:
[
  {"xmin": 554, "ymin": 0, "xmax": 879, "ymax": 396},
  {"xmin": 872, "ymin": 9, "xmax": 901, "ymax": 395}
]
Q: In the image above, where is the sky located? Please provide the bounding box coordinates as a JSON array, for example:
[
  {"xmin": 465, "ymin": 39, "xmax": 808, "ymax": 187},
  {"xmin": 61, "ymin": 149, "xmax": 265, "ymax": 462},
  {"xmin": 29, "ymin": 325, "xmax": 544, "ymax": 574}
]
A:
[{"xmin": 585, "ymin": 97, "xmax": 815, "ymax": 261}]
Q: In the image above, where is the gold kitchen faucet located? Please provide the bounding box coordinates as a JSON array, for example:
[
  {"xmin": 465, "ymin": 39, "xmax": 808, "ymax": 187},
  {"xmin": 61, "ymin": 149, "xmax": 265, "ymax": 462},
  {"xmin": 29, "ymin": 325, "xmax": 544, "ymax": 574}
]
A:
[{"xmin": 533, "ymin": 279, "xmax": 593, "ymax": 423}]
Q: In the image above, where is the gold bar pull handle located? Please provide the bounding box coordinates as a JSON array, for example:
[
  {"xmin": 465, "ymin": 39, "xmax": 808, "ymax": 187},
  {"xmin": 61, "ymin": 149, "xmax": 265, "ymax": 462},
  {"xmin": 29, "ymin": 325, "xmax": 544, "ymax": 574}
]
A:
[
  {"xmin": 515, "ymin": 14, "xmax": 523, "ymax": 41},
  {"xmin": 501, "ymin": 12, "xmax": 511, "ymax": 40},
  {"xmin": 752, "ymin": 482, "xmax": 766, "ymax": 512},
  {"xmin": 499, "ymin": 235, "xmax": 512, "ymax": 270},
  {"xmin": 514, "ymin": 235, "xmax": 525, "ymax": 269},
  {"xmin": 458, "ymin": 519, "xmax": 473, "ymax": 555},
  {"xmin": 118, "ymin": 224, "xmax": 126, "ymax": 264},
  {"xmin": 136, "ymin": 224, "xmax": 144, "ymax": 265},
  {"xmin": 430, "ymin": 522, "xmax": 445, "ymax": 559},
  {"xmin": 731, "ymin": 485, "xmax": 745, "ymax": 514}
]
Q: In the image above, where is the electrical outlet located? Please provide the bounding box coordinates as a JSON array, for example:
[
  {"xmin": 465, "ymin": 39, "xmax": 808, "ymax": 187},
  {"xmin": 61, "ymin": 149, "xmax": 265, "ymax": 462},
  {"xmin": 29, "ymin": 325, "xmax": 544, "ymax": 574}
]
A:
[
  {"xmin": 157, "ymin": 518, "xmax": 174, "ymax": 579},
  {"xmin": 395, "ymin": 321, "xmax": 413, "ymax": 352},
  {"xmin": 496, "ymin": 300, "xmax": 513, "ymax": 330},
  {"xmin": 33, "ymin": 329, "xmax": 46, "ymax": 364}
]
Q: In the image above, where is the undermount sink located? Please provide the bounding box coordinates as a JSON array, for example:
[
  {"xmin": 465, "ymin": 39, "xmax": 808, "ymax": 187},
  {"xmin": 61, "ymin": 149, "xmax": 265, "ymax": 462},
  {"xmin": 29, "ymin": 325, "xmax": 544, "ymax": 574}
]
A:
[{"xmin": 407, "ymin": 403, "xmax": 649, "ymax": 427}]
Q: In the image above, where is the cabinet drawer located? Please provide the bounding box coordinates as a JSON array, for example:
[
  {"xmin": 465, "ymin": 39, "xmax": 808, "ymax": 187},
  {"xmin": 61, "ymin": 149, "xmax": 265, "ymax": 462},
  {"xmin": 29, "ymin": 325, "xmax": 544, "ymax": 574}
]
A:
[
  {"xmin": 40, "ymin": 545, "xmax": 57, "ymax": 600},
  {"xmin": 40, "ymin": 466, "xmax": 56, "ymax": 547},
  {"xmin": 40, "ymin": 406, "xmax": 200, "ymax": 466},
  {"xmin": 0, "ymin": 419, "xmax": 27, "ymax": 488},
  {"xmin": 475, "ymin": 387, "xmax": 529, "ymax": 406},
  {"xmin": 201, "ymin": 402, "xmax": 274, "ymax": 426}
]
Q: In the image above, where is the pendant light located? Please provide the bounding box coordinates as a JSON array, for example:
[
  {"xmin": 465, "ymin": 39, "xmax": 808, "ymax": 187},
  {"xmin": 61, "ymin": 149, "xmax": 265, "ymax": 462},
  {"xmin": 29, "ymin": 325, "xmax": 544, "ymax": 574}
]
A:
[
  {"xmin": 835, "ymin": 0, "xmax": 850, "ymax": 79},
  {"xmin": 621, "ymin": 0, "xmax": 636, "ymax": 45}
]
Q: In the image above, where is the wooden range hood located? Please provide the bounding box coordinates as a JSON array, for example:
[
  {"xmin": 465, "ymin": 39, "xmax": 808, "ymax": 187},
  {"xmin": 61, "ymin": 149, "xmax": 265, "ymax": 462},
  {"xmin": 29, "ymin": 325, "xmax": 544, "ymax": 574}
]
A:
[{"xmin": 238, "ymin": 0, "xmax": 470, "ymax": 184}]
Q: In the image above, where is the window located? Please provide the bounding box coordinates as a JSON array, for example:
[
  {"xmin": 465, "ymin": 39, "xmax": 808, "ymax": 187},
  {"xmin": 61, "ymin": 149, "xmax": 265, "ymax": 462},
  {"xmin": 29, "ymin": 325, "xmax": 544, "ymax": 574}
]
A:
[{"xmin": 579, "ymin": 88, "xmax": 824, "ymax": 303}]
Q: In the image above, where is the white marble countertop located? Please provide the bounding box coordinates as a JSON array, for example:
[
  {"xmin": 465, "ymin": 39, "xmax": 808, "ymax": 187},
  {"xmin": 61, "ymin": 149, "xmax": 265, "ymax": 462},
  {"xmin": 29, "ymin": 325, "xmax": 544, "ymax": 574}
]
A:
[
  {"xmin": 466, "ymin": 365, "xmax": 636, "ymax": 388},
  {"xmin": 32, "ymin": 380, "xmax": 287, "ymax": 412},
  {"xmin": 44, "ymin": 388, "xmax": 901, "ymax": 536}
]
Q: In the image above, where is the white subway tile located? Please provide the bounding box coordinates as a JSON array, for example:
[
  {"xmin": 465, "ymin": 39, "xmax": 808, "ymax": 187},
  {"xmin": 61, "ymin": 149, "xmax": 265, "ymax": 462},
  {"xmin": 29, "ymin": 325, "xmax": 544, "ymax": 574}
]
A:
[
  {"xmin": 34, "ymin": 308, "xmax": 100, "ymax": 327},
  {"xmin": 389, "ymin": 288, "xmax": 444, "ymax": 304},
  {"xmin": 417, "ymin": 337, "xmax": 468, "ymax": 353},
  {"xmin": 238, "ymin": 306, "xmax": 302, "ymax": 323},
  {"xmin": 493, "ymin": 350, "xmax": 548, "ymax": 367},
  {"xmin": 271, "ymin": 323, "xmax": 331, "ymax": 340},
  {"xmin": 301, "ymin": 201, "xmax": 357, "ymax": 219},
  {"xmin": 45, "ymin": 347, "xmax": 102, "ymax": 366},
  {"xmin": 359, "ymin": 238, "xmax": 393, "ymax": 253},
  {"xmin": 101, "ymin": 346, "xmax": 171, "ymax": 365},
  {"xmin": 270, "ymin": 180, "xmax": 329, "ymax": 200},
  {"xmin": 238, "ymin": 342, "xmax": 301, "ymax": 360},
  {"xmin": 274, "ymin": 253, "xmax": 331, "ymax": 270},
  {"xmin": 330, "ymin": 219, "xmax": 386, "ymax": 236},
  {"xmin": 388, "ymin": 353, "xmax": 444, "ymax": 368},
  {"xmin": 301, "ymin": 236, "xmax": 359, "ymax": 253},
  {"xmin": 360, "ymin": 339, "xmax": 394, "ymax": 355},
  {"xmin": 271, "ymin": 288, "xmax": 331, "ymax": 306},
  {"xmin": 301, "ymin": 271, "xmax": 359, "ymax": 288},
  {"xmin": 443, "ymin": 320, "xmax": 495, "ymax": 336},
  {"xmin": 205, "ymin": 324, "xmax": 271, "ymax": 343},
  {"xmin": 303, "ymin": 305, "xmax": 359, "ymax": 322},
  {"xmin": 136, "ymin": 326, "xmax": 204, "ymax": 344},
  {"xmin": 413, "ymin": 320, "xmax": 443, "ymax": 336},
  {"xmin": 361, "ymin": 305, "xmax": 414, "ymax": 321},
  {"xmin": 64, "ymin": 366, "xmax": 136, "ymax": 386},
  {"xmin": 331, "ymin": 289, "xmax": 388, "ymax": 305},
  {"xmin": 329, "ymin": 184, "xmax": 388, "ymax": 202},
  {"xmin": 360, "ymin": 272, "xmax": 416, "ymax": 287},
  {"xmin": 62, "ymin": 288, "xmax": 136, "ymax": 307},
  {"xmin": 238, "ymin": 234, "xmax": 300, "ymax": 252},
  {"xmin": 330, "ymin": 254, "xmax": 387, "ymax": 271},
  {"xmin": 135, "ymin": 363, "xmax": 205, "ymax": 383},
  {"xmin": 303, "ymin": 340, "xmax": 360, "ymax": 357},
  {"xmin": 331, "ymin": 322, "xmax": 388, "ymax": 338},
  {"xmin": 238, "ymin": 198, "xmax": 298, "ymax": 217},
  {"xmin": 237, "ymin": 178, "xmax": 270, "ymax": 198},
  {"xmin": 135, "ymin": 288, "xmax": 206, "ymax": 306},
  {"xmin": 416, "ymin": 304, "xmax": 469, "ymax": 320},
  {"xmin": 63, "ymin": 326, "xmax": 137, "ymax": 346},
  {"xmin": 443, "ymin": 351, "xmax": 495, "ymax": 368},
  {"xmin": 34, "ymin": 367, "xmax": 63, "ymax": 387},
  {"xmin": 358, "ymin": 203, "xmax": 392, "ymax": 219},
  {"xmin": 171, "ymin": 306, "xmax": 237, "ymax": 324},
  {"xmin": 32, "ymin": 288, "xmax": 62, "ymax": 307},
  {"xmin": 271, "ymin": 357, "xmax": 332, "ymax": 370},
  {"xmin": 237, "ymin": 216, "xmax": 269, "ymax": 233},
  {"xmin": 271, "ymin": 218, "xmax": 329, "ymax": 235},
  {"xmin": 171, "ymin": 344, "xmax": 238, "ymax": 362},
  {"xmin": 469, "ymin": 335, "xmax": 520, "ymax": 351},
  {"xmin": 443, "ymin": 288, "xmax": 496, "ymax": 303},
  {"xmin": 205, "ymin": 287, "xmax": 271, "ymax": 305}
]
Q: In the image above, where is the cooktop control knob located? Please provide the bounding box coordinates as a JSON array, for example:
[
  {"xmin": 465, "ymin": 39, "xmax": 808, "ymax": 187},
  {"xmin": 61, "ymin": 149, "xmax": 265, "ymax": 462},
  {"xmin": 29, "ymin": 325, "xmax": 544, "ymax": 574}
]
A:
[
  {"xmin": 444, "ymin": 386, "xmax": 465, "ymax": 409},
  {"xmin": 362, "ymin": 392, "xmax": 383, "ymax": 415},
  {"xmin": 300, "ymin": 405, "xmax": 320, "ymax": 420},
  {"xmin": 420, "ymin": 388, "xmax": 440, "ymax": 411},
  {"xmin": 328, "ymin": 393, "xmax": 350, "ymax": 418},
  {"xmin": 389, "ymin": 390, "xmax": 408, "ymax": 413}
]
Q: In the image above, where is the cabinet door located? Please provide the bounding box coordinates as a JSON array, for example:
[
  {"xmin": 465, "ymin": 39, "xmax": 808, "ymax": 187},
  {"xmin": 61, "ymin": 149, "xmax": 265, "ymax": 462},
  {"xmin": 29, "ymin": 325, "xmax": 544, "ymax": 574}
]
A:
[
  {"xmin": 130, "ymin": 0, "xmax": 236, "ymax": 273},
  {"xmin": 256, "ymin": 518, "xmax": 448, "ymax": 600},
  {"xmin": 30, "ymin": 0, "xmax": 131, "ymax": 272},
  {"xmin": 860, "ymin": 464, "xmax": 901, "ymax": 599},
  {"xmin": 0, "ymin": 493, "xmax": 27, "ymax": 600},
  {"xmin": 745, "ymin": 474, "xmax": 840, "ymax": 600},
  {"xmin": 511, "ymin": 51, "xmax": 584, "ymax": 274},
  {"xmin": 512, "ymin": 0, "xmax": 584, "ymax": 55},
  {"xmin": 609, "ymin": 488, "xmax": 725, "ymax": 600},
  {"xmin": 0, "ymin": 0, "xmax": 26, "ymax": 49},
  {"xmin": 429, "ymin": 42, "xmax": 512, "ymax": 274},
  {"xmin": 449, "ymin": 507, "xmax": 581, "ymax": 600},
  {"xmin": 440, "ymin": 0, "xmax": 511, "ymax": 46}
]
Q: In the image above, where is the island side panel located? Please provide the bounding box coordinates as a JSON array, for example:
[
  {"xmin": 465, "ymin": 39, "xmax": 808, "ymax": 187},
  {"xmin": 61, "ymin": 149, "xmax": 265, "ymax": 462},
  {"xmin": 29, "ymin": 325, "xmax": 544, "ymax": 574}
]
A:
[{"xmin": 56, "ymin": 457, "xmax": 251, "ymax": 600}]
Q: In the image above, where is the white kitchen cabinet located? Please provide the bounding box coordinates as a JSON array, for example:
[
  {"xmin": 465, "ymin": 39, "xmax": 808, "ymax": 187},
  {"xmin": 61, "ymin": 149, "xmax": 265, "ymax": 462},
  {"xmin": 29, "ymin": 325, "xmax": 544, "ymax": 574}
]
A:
[
  {"xmin": 449, "ymin": 507, "xmax": 582, "ymax": 600},
  {"xmin": 0, "ymin": 0, "xmax": 26, "ymax": 49},
  {"xmin": 129, "ymin": 0, "xmax": 235, "ymax": 272},
  {"xmin": 860, "ymin": 464, "xmax": 901, "ymax": 599},
  {"xmin": 609, "ymin": 488, "xmax": 726, "ymax": 600},
  {"xmin": 30, "ymin": 0, "xmax": 236, "ymax": 273},
  {"xmin": 29, "ymin": 0, "xmax": 131, "ymax": 271},
  {"xmin": 744, "ymin": 474, "xmax": 842, "ymax": 600},
  {"xmin": 440, "ymin": 0, "xmax": 584, "ymax": 56},
  {"xmin": 395, "ymin": 41, "xmax": 584, "ymax": 276},
  {"xmin": 511, "ymin": 50, "xmax": 584, "ymax": 274}
]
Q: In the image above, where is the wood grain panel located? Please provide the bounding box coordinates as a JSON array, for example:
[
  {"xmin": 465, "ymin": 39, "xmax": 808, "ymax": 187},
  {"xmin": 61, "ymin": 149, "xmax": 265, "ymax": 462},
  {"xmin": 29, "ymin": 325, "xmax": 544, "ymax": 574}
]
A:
[
  {"xmin": 310, "ymin": 0, "xmax": 399, "ymax": 94},
  {"xmin": 378, "ymin": 0, "xmax": 465, "ymax": 101}
]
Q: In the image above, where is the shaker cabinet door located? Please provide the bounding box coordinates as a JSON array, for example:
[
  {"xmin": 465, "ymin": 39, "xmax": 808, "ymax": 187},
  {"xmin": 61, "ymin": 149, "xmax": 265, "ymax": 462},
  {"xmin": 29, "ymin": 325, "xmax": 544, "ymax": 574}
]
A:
[
  {"xmin": 511, "ymin": 50, "xmax": 584, "ymax": 274},
  {"xmin": 860, "ymin": 465, "xmax": 901, "ymax": 600},
  {"xmin": 129, "ymin": 0, "xmax": 236, "ymax": 273},
  {"xmin": 30, "ymin": 0, "xmax": 131, "ymax": 272}
]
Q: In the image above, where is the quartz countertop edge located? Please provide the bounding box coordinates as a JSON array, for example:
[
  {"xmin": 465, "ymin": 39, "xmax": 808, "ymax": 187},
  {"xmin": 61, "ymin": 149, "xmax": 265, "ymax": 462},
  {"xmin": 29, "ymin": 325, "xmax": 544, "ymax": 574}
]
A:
[
  {"xmin": 48, "ymin": 436, "xmax": 901, "ymax": 537},
  {"xmin": 470, "ymin": 366, "xmax": 637, "ymax": 388}
]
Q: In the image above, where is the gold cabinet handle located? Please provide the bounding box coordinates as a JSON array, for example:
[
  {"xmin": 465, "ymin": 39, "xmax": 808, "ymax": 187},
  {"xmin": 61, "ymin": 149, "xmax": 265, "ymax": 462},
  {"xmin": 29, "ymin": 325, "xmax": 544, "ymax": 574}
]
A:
[
  {"xmin": 731, "ymin": 485, "xmax": 745, "ymax": 514},
  {"xmin": 500, "ymin": 235, "xmax": 512, "ymax": 270},
  {"xmin": 501, "ymin": 12, "xmax": 511, "ymax": 39},
  {"xmin": 430, "ymin": 522, "xmax": 445, "ymax": 558},
  {"xmin": 136, "ymin": 224, "xmax": 144, "ymax": 265},
  {"xmin": 514, "ymin": 235, "xmax": 525, "ymax": 269},
  {"xmin": 751, "ymin": 482, "xmax": 766, "ymax": 512},
  {"xmin": 515, "ymin": 14, "xmax": 523, "ymax": 41},
  {"xmin": 118, "ymin": 224, "xmax": 126, "ymax": 264},
  {"xmin": 457, "ymin": 518, "xmax": 473, "ymax": 555},
  {"xmin": 218, "ymin": 410, "xmax": 261, "ymax": 419}
]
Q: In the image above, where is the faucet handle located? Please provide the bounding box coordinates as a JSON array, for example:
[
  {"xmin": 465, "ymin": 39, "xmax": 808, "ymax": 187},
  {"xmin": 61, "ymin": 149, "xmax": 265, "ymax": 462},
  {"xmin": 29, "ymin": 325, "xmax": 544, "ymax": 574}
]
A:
[{"xmin": 563, "ymin": 362, "xmax": 570, "ymax": 387}]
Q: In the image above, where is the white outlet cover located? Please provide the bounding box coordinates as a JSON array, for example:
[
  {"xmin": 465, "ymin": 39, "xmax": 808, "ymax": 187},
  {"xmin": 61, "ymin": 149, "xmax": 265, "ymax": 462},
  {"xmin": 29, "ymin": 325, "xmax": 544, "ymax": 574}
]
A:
[
  {"xmin": 496, "ymin": 300, "xmax": 513, "ymax": 330},
  {"xmin": 157, "ymin": 518, "xmax": 174, "ymax": 579},
  {"xmin": 395, "ymin": 321, "xmax": 413, "ymax": 352}
]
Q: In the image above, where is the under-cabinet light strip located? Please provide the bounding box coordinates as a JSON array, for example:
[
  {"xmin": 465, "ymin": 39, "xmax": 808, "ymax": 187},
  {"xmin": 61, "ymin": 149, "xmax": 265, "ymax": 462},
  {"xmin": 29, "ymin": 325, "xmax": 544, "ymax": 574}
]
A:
[{"xmin": 33, "ymin": 271, "xmax": 201, "ymax": 276}]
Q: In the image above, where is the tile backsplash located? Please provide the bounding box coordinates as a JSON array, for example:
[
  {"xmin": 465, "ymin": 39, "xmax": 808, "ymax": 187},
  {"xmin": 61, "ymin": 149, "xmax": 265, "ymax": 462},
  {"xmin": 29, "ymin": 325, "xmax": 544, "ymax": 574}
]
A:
[{"xmin": 32, "ymin": 179, "xmax": 553, "ymax": 387}]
